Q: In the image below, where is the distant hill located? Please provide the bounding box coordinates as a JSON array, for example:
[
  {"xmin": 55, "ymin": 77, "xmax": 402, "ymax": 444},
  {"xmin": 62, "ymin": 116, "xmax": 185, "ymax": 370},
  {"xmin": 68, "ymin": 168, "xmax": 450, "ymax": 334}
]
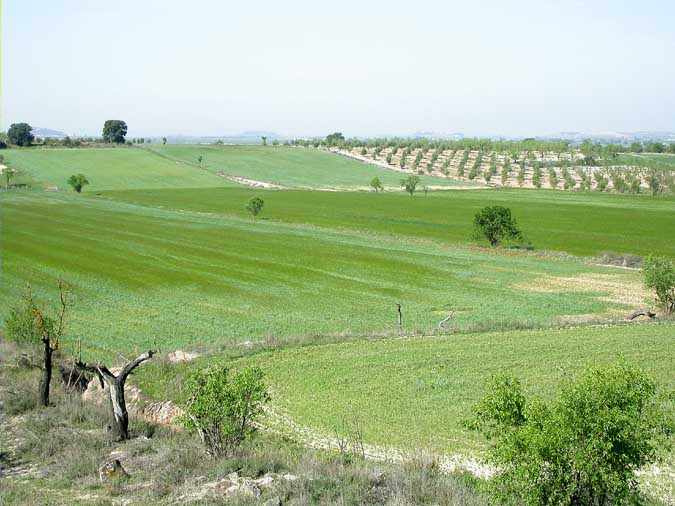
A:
[{"xmin": 33, "ymin": 127, "xmax": 67, "ymax": 138}]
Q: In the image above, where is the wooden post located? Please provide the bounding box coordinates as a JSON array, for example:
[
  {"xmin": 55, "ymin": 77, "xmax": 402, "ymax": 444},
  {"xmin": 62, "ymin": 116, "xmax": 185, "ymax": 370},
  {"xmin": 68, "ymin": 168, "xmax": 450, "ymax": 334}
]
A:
[{"xmin": 396, "ymin": 303, "xmax": 402, "ymax": 335}]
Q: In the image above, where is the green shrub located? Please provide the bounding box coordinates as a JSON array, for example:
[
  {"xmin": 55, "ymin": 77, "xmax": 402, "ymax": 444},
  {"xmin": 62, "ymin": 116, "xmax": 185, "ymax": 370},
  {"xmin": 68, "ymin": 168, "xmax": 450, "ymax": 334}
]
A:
[
  {"xmin": 470, "ymin": 362, "xmax": 672, "ymax": 505},
  {"xmin": 181, "ymin": 364, "xmax": 269, "ymax": 456},
  {"xmin": 473, "ymin": 206, "xmax": 522, "ymax": 247},
  {"xmin": 4, "ymin": 287, "xmax": 44, "ymax": 345},
  {"xmin": 643, "ymin": 255, "xmax": 675, "ymax": 314}
]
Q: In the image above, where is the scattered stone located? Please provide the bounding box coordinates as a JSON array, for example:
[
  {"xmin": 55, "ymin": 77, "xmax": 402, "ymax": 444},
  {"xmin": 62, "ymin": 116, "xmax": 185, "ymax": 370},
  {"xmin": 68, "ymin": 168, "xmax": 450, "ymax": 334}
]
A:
[
  {"xmin": 98, "ymin": 459, "xmax": 128, "ymax": 483},
  {"xmin": 167, "ymin": 350, "xmax": 200, "ymax": 363},
  {"xmin": 281, "ymin": 473, "xmax": 298, "ymax": 482},
  {"xmin": 225, "ymin": 481, "xmax": 261, "ymax": 498}
]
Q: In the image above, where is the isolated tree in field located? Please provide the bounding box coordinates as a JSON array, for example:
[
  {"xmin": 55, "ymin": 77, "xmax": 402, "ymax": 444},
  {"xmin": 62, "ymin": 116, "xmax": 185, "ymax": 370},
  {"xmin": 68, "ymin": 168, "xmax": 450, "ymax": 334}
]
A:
[
  {"xmin": 469, "ymin": 362, "xmax": 671, "ymax": 505},
  {"xmin": 369, "ymin": 176, "xmax": 383, "ymax": 192},
  {"xmin": 473, "ymin": 206, "xmax": 522, "ymax": 247},
  {"xmin": 3, "ymin": 166, "xmax": 18, "ymax": 189},
  {"xmin": 181, "ymin": 364, "xmax": 269, "ymax": 456},
  {"xmin": 8, "ymin": 123, "xmax": 34, "ymax": 146},
  {"xmin": 5, "ymin": 281, "xmax": 70, "ymax": 406},
  {"xmin": 79, "ymin": 351, "xmax": 155, "ymax": 441},
  {"xmin": 245, "ymin": 196, "xmax": 264, "ymax": 222},
  {"xmin": 643, "ymin": 255, "xmax": 675, "ymax": 314},
  {"xmin": 162, "ymin": 137, "xmax": 167, "ymax": 145},
  {"xmin": 261, "ymin": 136, "xmax": 267, "ymax": 146},
  {"xmin": 67, "ymin": 174, "xmax": 89, "ymax": 193},
  {"xmin": 102, "ymin": 120, "xmax": 128, "ymax": 144},
  {"xmin": 400, "ymin": 175, "xmax": 420, "ymax": 197},
  {"xmin": 197, "ymin": 155, "xmax": 203, "ymax": 167}
]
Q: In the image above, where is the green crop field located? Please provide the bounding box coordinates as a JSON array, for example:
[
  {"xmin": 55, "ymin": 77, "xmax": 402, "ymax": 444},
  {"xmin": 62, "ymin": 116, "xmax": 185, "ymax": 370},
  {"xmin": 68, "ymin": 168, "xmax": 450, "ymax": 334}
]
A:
[
  {"xmin": 146, "ymin": 144, "xmax": 465, "ymax": 189},
  {"xmin": 0, "ymin": 190, "xmax": 650, "ymax": 360},
  {"xmin": 104, "ymin": 187, "xmax": 675, "ymax": 258},
  {"xmin": 2, "ymin": 146, "xmax": 674, "ymax": 486},
  {"xmin": 2, "ymin": 147, "xmax": 233, "ymax": 191},
  {"xmin": 221, "ymin": 322, "xmax": 675, "ymax": 454}
]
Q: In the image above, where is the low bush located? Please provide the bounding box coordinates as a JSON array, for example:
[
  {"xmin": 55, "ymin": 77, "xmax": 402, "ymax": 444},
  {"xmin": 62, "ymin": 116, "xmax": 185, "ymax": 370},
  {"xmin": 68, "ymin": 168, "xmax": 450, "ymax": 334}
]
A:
[
  {"xmin": 181, "ymin": 364, "xmax": 269, "ymax": 456},
  {"xmin": 470, "ymin": 362, "xmax": 672, "ymax": 505}
]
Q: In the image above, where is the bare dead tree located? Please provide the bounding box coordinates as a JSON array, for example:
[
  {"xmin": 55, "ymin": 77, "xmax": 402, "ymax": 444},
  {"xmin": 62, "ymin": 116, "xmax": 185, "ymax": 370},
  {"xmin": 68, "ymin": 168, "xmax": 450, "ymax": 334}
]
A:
[
  {"xmin": 32, "ymin": 281, "xmax": 70, "ymax": 407},
  {"xmin": 80, "ymin": 351, "xmax": 155, "ymax": 441},
  {"xmin": 626, "ymin": 308, "xmax": 656, "ymax": 321}
]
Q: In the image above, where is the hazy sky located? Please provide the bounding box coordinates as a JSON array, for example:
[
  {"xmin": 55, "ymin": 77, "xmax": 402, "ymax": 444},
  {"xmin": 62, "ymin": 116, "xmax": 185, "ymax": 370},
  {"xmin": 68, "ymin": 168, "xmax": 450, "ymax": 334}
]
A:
[{"xmin": 3, "ymin": 0, "xmax": 674, "ymax": 137}]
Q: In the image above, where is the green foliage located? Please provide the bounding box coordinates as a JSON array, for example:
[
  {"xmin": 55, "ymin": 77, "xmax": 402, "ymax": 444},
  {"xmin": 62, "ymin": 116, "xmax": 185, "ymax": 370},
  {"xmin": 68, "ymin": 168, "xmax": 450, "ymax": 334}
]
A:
[
  {"xmin": 547, "ymin": 168, "xmax": 558, "ymax": 189},
  {"xmin": 102, "ymin": 120, "xmax": 128, "ymax": 144},
  {"xmin": 245, "ymin": 196, "xmax": 264, "ymax": 221},
  {"xmin": 67, "ymin": 173, "xmax": 90, "ymax": 193},
  {"xmin": 369, "ymin": 176, "xmax": 383, "ymax": 192},
  {"xmin": 325, "ymin": 132, "xmax": 345, "ymax": 145},
  {"xmin": 181, "ymin": 364, "xmax": 269, "ymax": 456},
  {"xmin": 8, "ymin": 123, "xmax": 34, "ymax": 146},
  {"xmin": 643, "ymin": 255, "xmax": 675, "ymax": 313},
  {"xmin": 532, "ymin": 166, "xmax": 542, "ymax": 188},
  {"xmin": 401, "ymin": 175, "xmax": 421, "ymax": 196},
  {"xmin": 470, "ymin": 362, "xmax": 672, "ymax": 505},
  {"xmin": 5, "ymin": 287, "xmax": 46, "ymax": 345},
  {"xmin": 473, "ymin": 206, "xmax": 522, "ymax": 247}
]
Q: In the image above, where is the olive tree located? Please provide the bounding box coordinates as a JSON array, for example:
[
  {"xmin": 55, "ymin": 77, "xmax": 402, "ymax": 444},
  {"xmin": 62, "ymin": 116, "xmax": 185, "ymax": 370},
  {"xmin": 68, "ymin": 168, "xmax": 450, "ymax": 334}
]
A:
[
  {"xmin": 369, "ymin": 176, "xmax": 383, "ymax": 192},
  {"xmin": 473, "ymin": 206, "xmax": 522, "ymax": 247},
  {"xmin": 470, "ymin": 362, "xmax": 672, "ymax": 505}
]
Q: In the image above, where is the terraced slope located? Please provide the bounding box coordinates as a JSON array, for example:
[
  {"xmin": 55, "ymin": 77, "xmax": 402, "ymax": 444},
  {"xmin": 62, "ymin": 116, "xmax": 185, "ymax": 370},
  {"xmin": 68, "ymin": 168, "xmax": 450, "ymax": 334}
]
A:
[{"xmin": 146, "ymin": 145, "xmax": 465, "ymax": 189}]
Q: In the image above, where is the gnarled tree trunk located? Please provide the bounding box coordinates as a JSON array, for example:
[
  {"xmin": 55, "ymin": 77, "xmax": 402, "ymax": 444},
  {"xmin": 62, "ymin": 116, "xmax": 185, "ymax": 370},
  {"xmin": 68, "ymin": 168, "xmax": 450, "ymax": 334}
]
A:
[
  {"xmin": 83, "ymin": 351, "xmax": 155, "ymax": 441},
  {"xmin": 39, "ymin": 338, "xmax": 54, "ymax": 407}
]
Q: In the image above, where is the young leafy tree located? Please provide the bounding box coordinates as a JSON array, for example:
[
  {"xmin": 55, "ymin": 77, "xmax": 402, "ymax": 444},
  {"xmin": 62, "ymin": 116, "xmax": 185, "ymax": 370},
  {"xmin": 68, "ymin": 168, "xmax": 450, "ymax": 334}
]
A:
[
  {"xmin": 400, "ymin": 175, "xmax": 420, "ymax": 197},
  {"xmin": 7, "ymin": 123, "xmax": 34, "ymax": 146},
  {"xmin": 5, "ymin": 282, "xmax": 70, "ymax": 406},
  {"xmin": 261, "ymin": 136, "xmax": 267, "ymax": 146},
  {"xmin": 470, "ymin": 362, "xmax": 672, "ymax": 506},
  {"xmin": 67, "ymin": 174, "xmax": 89, "ymax": 193},
  {"xmin": 245, "ymin": 196, "xmax": 264, "ymax": 222},
  {"xmin": 548, "ymin": 168, "xmax": 559, "ymax": 189},
  {"xmin": 473, "ymin": 206, "xmax": 522, "ymax": 247},
  {"xmin": 197, "ymin": 155, "xmax": 203, "ymax": 167},
  {"xmin": 369, "ymin": 176, "xmax": 383, "ymax": 192},
  {"xmin": 181, "ymin": 364, "xmax": 269, "ymax": 456},
  {"xmin": 102, "ymin": 120, "xmax": 128, "ymax": 144},
  {"xmin": 3, "ymin": 166, "xmax": 18, "ymax": 189},
  {"xmin": 643, "ymin": 255, "xmax": 675, "ymax": 314},
  {"xmin": 162, "ymin": 137, "xmax": 167, "ymax": 145}
]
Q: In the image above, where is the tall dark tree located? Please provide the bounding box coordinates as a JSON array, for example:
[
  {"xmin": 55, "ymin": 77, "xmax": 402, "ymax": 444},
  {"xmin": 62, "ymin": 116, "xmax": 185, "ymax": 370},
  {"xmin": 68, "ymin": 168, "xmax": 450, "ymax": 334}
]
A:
[
  {"xmin": 325, "ymin": 132, "xmax": 345, "ymax": 145},
  {"xmin": 8, "ymin": 123, "xmax": 34, "ymax": 146},
  {"xmin": 102, "ymin": 120, "xmax": 128, "ymax": 144}
]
